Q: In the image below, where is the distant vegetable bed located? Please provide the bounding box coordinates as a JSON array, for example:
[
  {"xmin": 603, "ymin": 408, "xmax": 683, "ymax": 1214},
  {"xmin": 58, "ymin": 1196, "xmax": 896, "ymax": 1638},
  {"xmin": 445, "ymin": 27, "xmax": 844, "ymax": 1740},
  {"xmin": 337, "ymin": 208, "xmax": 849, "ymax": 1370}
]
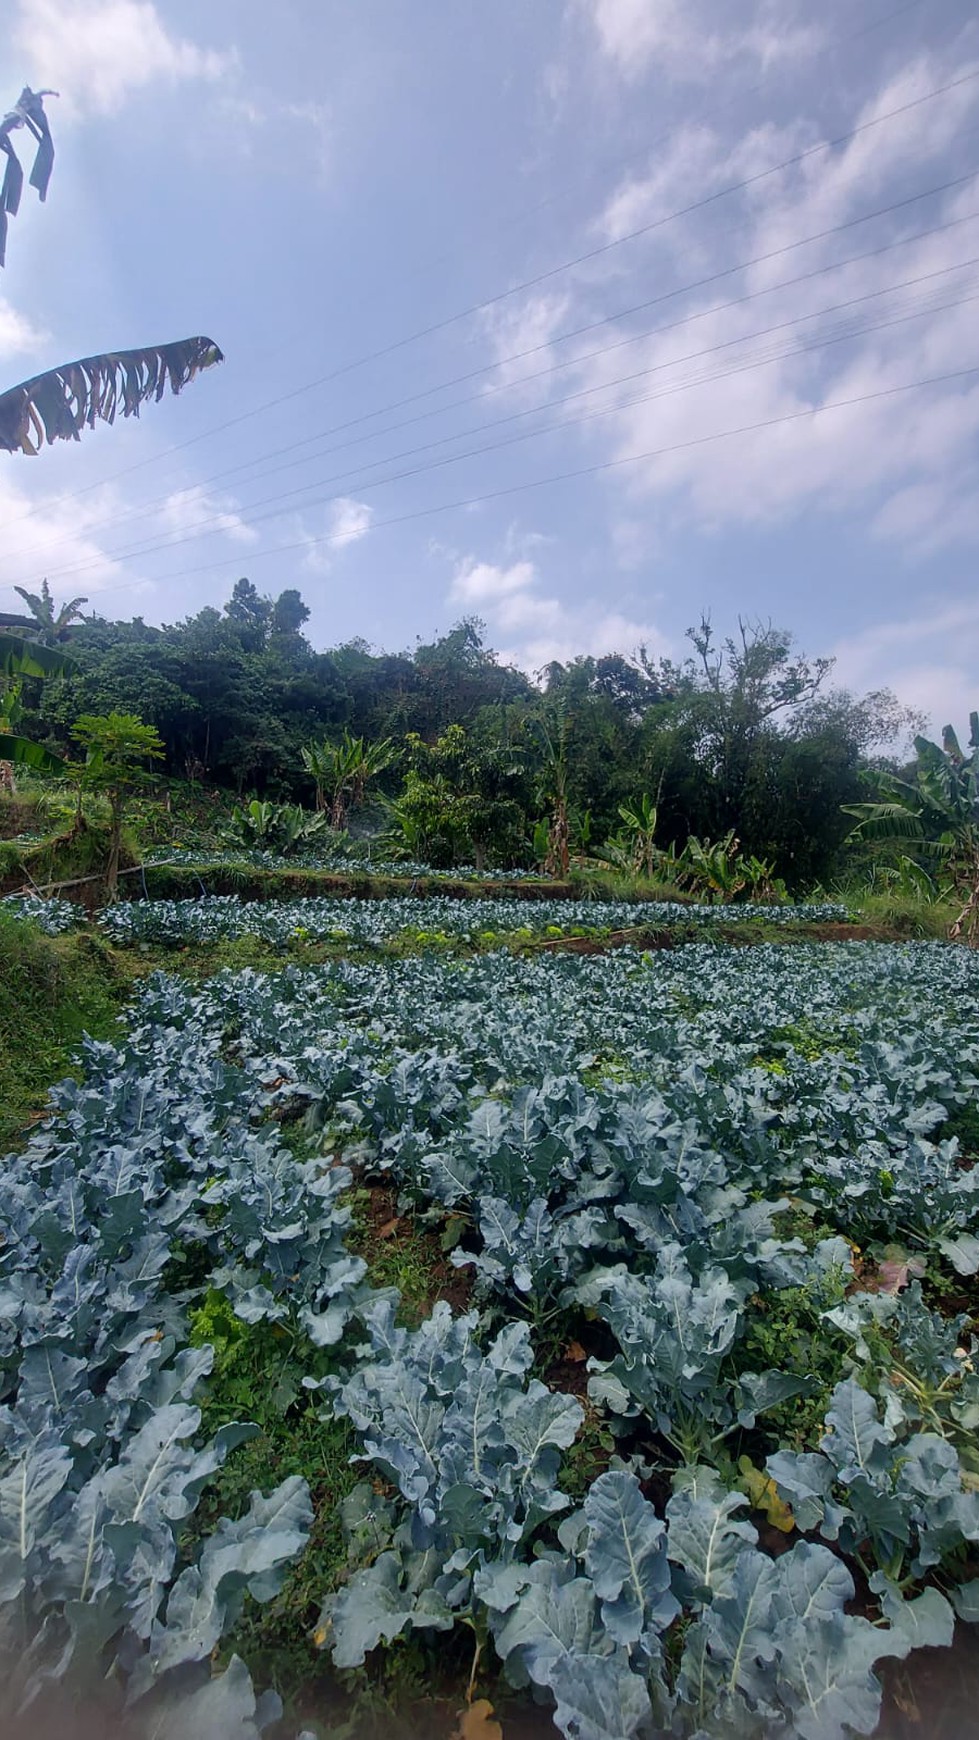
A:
[{"xmin": 95, "ymin": 892, "xmax": 853, "ymax": 948}]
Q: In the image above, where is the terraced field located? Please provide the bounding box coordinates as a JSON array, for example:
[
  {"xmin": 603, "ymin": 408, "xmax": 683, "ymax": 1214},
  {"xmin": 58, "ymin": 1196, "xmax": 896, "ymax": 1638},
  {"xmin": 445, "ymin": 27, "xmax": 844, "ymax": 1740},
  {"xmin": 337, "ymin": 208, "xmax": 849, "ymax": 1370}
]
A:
[{"xmin": 1, "ymin": 905, "xmax": 977, "ymax": 1738}]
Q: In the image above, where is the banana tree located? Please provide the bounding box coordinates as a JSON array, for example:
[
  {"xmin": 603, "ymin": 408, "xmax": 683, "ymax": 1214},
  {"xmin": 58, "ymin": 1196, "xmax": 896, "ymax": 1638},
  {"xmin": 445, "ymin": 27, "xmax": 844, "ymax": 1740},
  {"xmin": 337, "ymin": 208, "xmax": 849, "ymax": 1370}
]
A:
[
  {"xmin": 616, "ymin": 793, "xmax": 660, "ymax": 878},
  {"xmin": 13, "ymin": 579, "xmax": 87, "ymax": 643},
  {"xmin": 301, "ymin": 730, "xmax": 396, "ymax": 828},
  {"xmin": 531, "ymin": 707, "xmax": 572, "ymax": 878},
  {"xmin": 0, "ymin": 629, "xmax": 75, "ymax": 772},
  {"xmin": 843, "ymin": 713, "xmax": 979, "ymax": 941},
  {"xmin": 679, "ymin": 830, "xmax": 749, "ymax": 903}
]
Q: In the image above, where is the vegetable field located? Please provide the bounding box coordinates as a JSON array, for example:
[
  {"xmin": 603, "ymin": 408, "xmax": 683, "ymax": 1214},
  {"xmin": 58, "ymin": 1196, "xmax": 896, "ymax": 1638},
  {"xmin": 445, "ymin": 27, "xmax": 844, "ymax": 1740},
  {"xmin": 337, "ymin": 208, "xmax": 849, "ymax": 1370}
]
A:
[
  {"xmin": 96, "ymin": 893, "xmax": 852, "ymax": 948},
  {"xmin": 2, "ymin": 912, "xmax": 978, "ymax": 1739}
]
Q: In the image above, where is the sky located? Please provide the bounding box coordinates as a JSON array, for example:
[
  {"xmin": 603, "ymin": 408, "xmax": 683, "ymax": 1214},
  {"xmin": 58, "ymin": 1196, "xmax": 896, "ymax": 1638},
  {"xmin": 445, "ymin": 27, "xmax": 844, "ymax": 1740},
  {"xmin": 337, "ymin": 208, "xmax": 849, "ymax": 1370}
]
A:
[{"xmin": 0, "ymin": 0, "xmax": 977, "ymax": 733}]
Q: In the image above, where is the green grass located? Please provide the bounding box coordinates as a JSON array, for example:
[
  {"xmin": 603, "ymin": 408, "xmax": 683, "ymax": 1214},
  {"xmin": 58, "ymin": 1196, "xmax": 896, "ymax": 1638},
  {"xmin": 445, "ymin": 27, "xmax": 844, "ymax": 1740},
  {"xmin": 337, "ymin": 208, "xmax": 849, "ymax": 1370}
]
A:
[
  {"xmin": 849, "ymin": 890, "xmax": 959, "ymax": 938},
  {"xmin": 0, "ymin": 911, "xmax": 126, "ymax": 1149}
]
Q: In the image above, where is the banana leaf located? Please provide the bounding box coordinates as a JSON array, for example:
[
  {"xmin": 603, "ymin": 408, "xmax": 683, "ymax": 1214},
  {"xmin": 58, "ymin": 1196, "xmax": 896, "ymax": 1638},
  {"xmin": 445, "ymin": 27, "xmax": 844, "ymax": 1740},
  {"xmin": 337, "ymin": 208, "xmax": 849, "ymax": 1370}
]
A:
[
  {"xmin": 0, "ymin": 86, "xmax": 56, "ymax": 267},
  {"xmin": 0, "ymin": 732, "xmax": 64, "ymax": 772},
  {"xmin": 0, "ymin": 631, "xmax": 77, "ymax": 680},
  {"xmin": 0, "ymin": 337, "xmax": 224, "ymax": 454}
]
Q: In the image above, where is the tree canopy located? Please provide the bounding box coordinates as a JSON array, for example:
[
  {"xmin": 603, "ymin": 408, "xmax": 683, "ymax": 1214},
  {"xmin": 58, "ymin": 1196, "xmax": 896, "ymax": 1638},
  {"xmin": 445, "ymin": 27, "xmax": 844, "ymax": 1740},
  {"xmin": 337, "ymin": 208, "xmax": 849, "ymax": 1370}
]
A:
[{"xmin": 18, "ymin": 583, "xmax": 923, "ymax": 887}]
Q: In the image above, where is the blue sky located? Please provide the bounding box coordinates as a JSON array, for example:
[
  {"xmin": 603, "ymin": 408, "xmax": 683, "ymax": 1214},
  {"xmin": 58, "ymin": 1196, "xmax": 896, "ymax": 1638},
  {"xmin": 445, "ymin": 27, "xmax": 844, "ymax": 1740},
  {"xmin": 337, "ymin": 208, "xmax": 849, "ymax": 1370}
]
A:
[{"xmin": 0, "ymin": 0, "xmax": 977, "ymax": 732}]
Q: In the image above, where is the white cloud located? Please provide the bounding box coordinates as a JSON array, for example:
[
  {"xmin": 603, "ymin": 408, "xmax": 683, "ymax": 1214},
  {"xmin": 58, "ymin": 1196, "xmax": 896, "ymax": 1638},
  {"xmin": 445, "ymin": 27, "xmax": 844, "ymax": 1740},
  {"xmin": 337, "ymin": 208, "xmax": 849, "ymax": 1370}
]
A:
[
  {"xmin": 330, "ymin": 497, "xmax": 373, "ymax": 547},
  {"xmin": 832, "ymin": 600, "xmax": 979, "ymax": 735},
  {"xmin": 160, "ymin": 485, "xmax": 257, "ymax": 546},
  {"xmin": 298, "ymin": 497, "xmax": 373, "ymax": 575},
  {"xmin": 285, "ymin": 101, "xmax": 333, "ymax": 182},
  {"xmin": 0, "ymin": 299, "xmax": 47, "ymax": 362},
  {"xmin": 0, "ymin": 474, "xmax": 130, "ymax": 599},
  {"xmin": 512, "ymin": 45, "xmax": 979, "ymax": 547},
  {"xmin": 450, "ymin": 558, "xmax": 536, "ymax": 605},
  {"xmin": 447, "ymin": 547, "xmax": 667, "ymax": 674},
  {"xmin": 580, "ymin": 0, "xmax": 820, "ymax": 84},
  {"xmin": 480, "ymin": 293, "xmax": 573, "ymax": 398},
  {"xmin": 13, "ymin": 0, "xmax": 232, "ymax": 119}
]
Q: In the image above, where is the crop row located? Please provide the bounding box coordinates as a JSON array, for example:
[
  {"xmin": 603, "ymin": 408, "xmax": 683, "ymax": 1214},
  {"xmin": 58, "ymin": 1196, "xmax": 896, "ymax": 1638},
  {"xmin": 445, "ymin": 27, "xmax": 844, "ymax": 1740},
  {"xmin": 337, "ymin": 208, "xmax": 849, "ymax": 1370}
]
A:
[
  {"xmin": 0, "ymin": 941, "xmax": 977, "ymax": 1737},
  {"xmin": 95, "ymin": 892, "xmax": 852, "ymax": 948}
]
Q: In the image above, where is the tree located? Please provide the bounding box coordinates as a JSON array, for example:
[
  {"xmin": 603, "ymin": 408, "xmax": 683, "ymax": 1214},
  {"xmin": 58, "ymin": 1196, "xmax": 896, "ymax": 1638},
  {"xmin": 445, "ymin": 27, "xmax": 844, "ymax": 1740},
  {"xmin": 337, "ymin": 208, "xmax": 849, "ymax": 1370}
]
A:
[
  {"xmin": 844, "ymin": 712, "xmax": 979, "ymax": 941},
  {"xmin": 70, "ymin": 712, "xmax": 164, "ymax": 896},
  {"xmin": 13, "ymin": 579, "xmax": 87, "ymax": 643},
  {"xmin": 0, "ymin": 337, "xmax": 223, "ymax": 455}
]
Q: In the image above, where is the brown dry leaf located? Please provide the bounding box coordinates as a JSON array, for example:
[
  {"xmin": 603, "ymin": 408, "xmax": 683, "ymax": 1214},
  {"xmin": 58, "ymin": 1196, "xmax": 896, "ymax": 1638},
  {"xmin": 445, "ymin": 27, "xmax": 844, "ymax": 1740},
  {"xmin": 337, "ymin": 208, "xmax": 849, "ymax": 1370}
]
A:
[
  {"xmin": 378, "ymin": 1217, "xmax": 400, "ymax": 1240},
  {"xmin": 454, "ymin": 1700, "xmax": 503, "ymax": 1740},
  {"xmin": 565, "ymin": 1340, "xmax": 588, "ymax": 1363}
]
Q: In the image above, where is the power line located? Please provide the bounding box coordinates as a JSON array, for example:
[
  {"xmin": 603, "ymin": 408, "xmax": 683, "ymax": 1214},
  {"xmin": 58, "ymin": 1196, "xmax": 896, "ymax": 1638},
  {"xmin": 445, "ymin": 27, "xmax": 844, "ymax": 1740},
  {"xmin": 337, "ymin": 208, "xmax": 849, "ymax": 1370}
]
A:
[
  {"xmin": 4, "ymin": 53, "xmax": 975, "ymax": 533},
  {"xmin": 8, "ymin": 184, "xmax": 978, "ymax": 570},
  {"xmin": 184, "ymin": 170, "xmax": 979, "ymax": 492},
  {"xmin": 62, "ymin": 361, "xmax": 979, "ymax": 602},
  {"xmin": 15, "ymin": 278, "xmax": 978, "ymax": 588}
]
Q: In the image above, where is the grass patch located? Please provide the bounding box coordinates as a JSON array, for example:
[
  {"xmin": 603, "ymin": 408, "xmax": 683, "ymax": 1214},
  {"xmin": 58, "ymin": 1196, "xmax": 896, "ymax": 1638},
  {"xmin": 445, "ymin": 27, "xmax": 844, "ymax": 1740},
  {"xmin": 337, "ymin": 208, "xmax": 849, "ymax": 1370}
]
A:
[
  {"xmin": 0, "ymin": 911, "xmax": 126, "ymax": 1148},
  {"xmin": 849, "ymin": 891, "xmax": 959, "ymax": 938}
]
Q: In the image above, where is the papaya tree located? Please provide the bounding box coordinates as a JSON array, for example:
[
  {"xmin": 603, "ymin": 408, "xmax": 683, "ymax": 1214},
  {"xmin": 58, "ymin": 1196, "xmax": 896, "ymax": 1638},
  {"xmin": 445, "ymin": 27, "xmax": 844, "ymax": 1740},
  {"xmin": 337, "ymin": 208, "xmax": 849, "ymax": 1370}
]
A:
[{"xmin": 70, "ymin": 712, "xmax": 164, "ymax": 896}]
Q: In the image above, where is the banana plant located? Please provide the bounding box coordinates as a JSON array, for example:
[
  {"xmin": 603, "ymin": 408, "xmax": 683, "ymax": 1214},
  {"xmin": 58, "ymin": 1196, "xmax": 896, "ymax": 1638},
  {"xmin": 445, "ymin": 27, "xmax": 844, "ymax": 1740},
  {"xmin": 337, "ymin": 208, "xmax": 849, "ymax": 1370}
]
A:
[
  {"xmin": 616, "ymin": 793, "xmax": 660, "ymax": 878},
  {"xmin": 844, "ymin": 712, "xmax": 979, "ymax": 941},
  {"xmin": 13, "ymin": 578, "xmax": 87, "ymax": 643},
  {"xmin": 229, "ymin": 799, "xmax": 330, "ymax": 856},
  {"xmin": 301, "ymin": 730, "xmax": 396, "ymax": 828},
  {"xmin": 679, "ymin": 830, "xmax": 749, "ymax": 903},
  {"xmin": 0, "ymin": 629, "xmax": 76, "ymax": 772}
]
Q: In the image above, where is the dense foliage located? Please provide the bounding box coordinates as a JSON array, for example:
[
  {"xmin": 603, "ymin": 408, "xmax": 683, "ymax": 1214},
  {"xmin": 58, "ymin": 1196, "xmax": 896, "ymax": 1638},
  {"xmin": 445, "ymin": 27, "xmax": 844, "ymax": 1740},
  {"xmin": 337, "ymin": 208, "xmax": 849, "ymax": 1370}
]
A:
[
  {"xmin": 17, "ymin": 589, "xmax": 923, "ymax": 886},
  {"xmin": 1, "ymin": 916, "xmax": 977, "ymax": 1736}
]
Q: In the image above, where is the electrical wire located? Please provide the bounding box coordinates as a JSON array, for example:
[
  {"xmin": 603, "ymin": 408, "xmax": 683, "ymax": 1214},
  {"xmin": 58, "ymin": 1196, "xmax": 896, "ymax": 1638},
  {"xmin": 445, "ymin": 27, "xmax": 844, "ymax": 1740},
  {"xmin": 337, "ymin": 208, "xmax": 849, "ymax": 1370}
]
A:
[
  {"xmin": 14, "ymin": 277, "xmax": 978, "ymax": 588},
  {"xmin": 66, "ymin": 360, "xmax": 979, "ymax": 600},
  {"xmin": 4, "ymin": 52, "xmax": 975, "ymax": 531},
  {"xmin": 7, "ymin": 185, "xmax": 978, "ymax": 569}
]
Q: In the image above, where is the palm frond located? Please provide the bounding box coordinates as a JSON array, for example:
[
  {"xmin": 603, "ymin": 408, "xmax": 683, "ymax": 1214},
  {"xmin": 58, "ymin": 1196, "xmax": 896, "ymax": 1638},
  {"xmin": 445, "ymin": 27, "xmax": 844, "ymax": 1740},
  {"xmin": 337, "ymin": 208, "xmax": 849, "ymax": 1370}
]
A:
[
  {"xmin": 0, "ymin": 337, "xmax": 224, "ymax": 454},
  {"xmin": 0, "ymin": 732, "xmax": 64, "ymax": 772},
  {"xmin": 0, "ymin": 631, "xmax": 77, "ymax": 680}
]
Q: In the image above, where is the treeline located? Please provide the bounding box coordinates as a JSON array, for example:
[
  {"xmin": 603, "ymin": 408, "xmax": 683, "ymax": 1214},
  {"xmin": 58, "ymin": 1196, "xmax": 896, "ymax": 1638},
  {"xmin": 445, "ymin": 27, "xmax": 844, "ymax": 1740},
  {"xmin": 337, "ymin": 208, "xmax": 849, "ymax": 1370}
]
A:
[{"xmin": 19, "ymin": 578, "xmax": 917, "ymax": 887}]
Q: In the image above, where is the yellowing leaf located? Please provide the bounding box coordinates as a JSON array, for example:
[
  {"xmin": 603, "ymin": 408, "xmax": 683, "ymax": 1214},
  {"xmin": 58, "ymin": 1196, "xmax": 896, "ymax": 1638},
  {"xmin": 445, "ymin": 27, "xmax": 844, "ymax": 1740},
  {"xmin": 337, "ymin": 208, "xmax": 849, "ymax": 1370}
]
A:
[{"xmin": 738, "ymin": 1455, "xmax": 795, "ymax": 1533}]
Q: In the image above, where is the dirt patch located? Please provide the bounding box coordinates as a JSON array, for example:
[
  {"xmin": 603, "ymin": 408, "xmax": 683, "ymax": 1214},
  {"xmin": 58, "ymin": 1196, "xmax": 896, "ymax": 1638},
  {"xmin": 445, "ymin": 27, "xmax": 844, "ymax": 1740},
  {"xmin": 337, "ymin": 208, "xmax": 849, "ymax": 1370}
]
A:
[
  {"xmin": 353, "ymin": 1181, "xmax": 475, "ymax": 1319},
  {"xmin": 532, "ymin": 922, "xmax": 891, "ymax": 956}
]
